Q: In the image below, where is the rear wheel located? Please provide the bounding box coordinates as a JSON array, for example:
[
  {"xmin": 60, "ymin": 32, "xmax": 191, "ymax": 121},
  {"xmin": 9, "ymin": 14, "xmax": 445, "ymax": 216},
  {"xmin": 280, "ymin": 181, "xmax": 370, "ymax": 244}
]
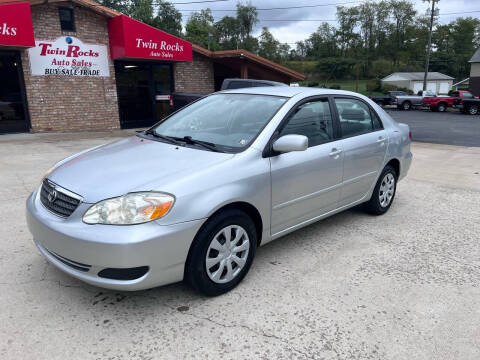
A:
[
  {"xmin": 402, "ymin": 101, "xmax": 412, "ymax": 111},
  {"xmin": 185, "ymin": 209, "xmax": 256, "ymax": 296},
  {"xmin": 364, "ymin": 165, "xmax": 397, "ymax": 215},
  {"xmin": 437, "ymin": 103, "xmax": 447, "ymax": 112},
  {"xmin": 467, "ymin": 105, "xmax": 479, "ymax": 115}
]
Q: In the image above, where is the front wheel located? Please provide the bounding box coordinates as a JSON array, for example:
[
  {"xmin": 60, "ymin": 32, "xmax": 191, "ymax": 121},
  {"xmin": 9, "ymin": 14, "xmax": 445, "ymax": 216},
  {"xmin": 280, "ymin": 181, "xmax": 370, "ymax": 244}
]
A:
[
  {"xmin": 467, "ymin": 105, "xmax": 479, "ymax": 115},
  {"xmin": 364, "ymin": 165, "xmax": 397, "ymax": 215},
  {"xmin": 185, "ymin": 209, "xmax": 257, "ymax": 296}
]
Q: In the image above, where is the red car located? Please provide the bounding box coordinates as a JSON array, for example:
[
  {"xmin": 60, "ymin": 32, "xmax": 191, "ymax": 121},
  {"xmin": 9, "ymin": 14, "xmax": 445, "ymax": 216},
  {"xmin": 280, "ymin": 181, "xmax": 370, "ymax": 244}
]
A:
[{"xmin": 422, "ymin": 90, "xmax": 476, "ymax": 112}]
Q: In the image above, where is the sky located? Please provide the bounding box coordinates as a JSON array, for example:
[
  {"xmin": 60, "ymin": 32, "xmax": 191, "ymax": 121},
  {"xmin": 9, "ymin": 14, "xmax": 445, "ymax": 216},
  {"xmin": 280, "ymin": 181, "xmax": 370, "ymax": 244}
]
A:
[{"xmin": 172, "ymin": 0, "xmax": 480, "ymax": 46}]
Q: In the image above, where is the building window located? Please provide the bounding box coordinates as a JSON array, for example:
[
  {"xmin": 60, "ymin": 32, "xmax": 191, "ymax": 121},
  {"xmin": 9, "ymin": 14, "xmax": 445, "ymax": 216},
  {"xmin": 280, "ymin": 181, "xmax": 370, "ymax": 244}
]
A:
[{"xmin": 59, "ymin": 7, "xmax": 75, "ymax": 32}]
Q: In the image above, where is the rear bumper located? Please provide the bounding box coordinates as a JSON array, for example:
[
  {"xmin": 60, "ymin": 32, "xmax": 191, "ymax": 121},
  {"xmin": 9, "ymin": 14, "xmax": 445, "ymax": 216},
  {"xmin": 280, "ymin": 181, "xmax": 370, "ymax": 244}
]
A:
[{"xmin": 26, "ymin": 190, "xmax": 205, "ymax": 290}]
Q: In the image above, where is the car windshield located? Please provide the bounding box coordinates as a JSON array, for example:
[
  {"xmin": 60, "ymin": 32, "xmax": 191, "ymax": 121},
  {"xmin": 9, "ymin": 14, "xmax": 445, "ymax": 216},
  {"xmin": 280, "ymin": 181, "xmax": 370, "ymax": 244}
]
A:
[{"xmin": 151, "ymin": 93, "xmax": 288, "ymax": 151}]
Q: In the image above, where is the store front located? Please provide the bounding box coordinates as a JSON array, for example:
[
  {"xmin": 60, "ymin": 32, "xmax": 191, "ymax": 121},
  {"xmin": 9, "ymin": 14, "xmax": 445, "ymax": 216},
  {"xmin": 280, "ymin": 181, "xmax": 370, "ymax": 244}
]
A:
[
  {"xmin": 0, "ymin": 2, "xmax": 35, "ymax": 134},
  {"xmin": 115, "ymin": 61, "xmax": 173, "ymax": 128},
  {"xmin": 0, "ymin": 0, "xmax": 305, "ymax": 134},
  {"xmin": 0, "ymin": 50, "xmax": 30, "ymax": 133},
  {"xmin": 108, "ymin": 15, "xmax": 191, "ymax": 129}
]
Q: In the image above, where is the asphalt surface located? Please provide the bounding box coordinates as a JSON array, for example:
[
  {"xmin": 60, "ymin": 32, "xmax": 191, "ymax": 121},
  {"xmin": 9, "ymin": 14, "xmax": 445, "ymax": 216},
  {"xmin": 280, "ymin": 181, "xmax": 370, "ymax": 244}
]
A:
[
  {"xmin": 385, "ymin": 108, "xmax": 480, "ymax": 147},
  {"xmin": 1, "ymin": 131, "xmax": 480, "ymax": 360}
]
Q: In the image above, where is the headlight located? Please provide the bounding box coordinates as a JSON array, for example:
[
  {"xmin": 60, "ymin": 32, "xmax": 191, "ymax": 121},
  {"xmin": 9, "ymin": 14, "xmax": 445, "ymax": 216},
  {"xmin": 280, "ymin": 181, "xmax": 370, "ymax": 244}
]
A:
[{"xmin": 83, "ymin": 192, "xmax": 174, "ymax": 225}]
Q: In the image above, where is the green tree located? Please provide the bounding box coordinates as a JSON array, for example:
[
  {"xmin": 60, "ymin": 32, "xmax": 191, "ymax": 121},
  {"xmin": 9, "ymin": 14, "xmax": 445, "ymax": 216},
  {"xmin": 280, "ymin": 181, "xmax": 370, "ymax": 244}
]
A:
[
  {"xmin": 215, "ymin": 16, "xmax": 240, "ymax": 50},
  {"xmin": 236, "ymin": 2, "xmax": 258, "ymax": 48},
  {"xmin": 185, "ymin": 9, "xmax": 217, "ymax": 50},
  {"xmin": 128, "ymin": 0, "xmax": 154, "ymax": 25},
  {"xmin": 153, "ymin": 1, "xmax": 182, "ymax": 37}
]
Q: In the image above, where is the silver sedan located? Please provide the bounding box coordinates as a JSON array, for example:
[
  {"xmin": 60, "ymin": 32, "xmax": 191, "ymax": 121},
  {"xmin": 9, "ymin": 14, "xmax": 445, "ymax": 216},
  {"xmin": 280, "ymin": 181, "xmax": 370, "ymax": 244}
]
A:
[{"xmin": 26, "ymin": 87, "xmax": 412, "ymax": 296}]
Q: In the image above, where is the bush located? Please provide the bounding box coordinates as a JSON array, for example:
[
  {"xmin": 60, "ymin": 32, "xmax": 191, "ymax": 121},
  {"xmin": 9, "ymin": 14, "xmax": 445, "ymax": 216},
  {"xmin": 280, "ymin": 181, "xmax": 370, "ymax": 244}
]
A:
[
  {"xmin": 367, "ymin": 79, "xmax": 382, "ymax": 93},
  {"xmin": 306, "ymin": 81, "xmax": 319, "ymax": 87},
  {"xmin": 381, "ymin": 84, "xmax": 397, "ymax": 92},
  {"xmin": 329, "ymin": 84, "xmax": 341, "ymax": 89}
]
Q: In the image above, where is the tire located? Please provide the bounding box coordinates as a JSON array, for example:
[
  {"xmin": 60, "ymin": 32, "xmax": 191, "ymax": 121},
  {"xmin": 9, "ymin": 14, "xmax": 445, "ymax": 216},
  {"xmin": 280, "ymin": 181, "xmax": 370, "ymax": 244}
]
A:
[
  {"xmin": 467, "ymin": 105, "xmax": 478, "ymax": 115},
  {"xmin": 185, "ymin": 209, "xmax": 257, "ymax": 296},
  {"xmin": 437, "ymin": 103, "xmax": 447, "ymax": 112},
  {"xmin": 402, "ymin": 101, "xmax": 412, "ymax": 111},
  {"xmin": 364, "ymin": 165, "xmax": 398, "ymax": 215}
]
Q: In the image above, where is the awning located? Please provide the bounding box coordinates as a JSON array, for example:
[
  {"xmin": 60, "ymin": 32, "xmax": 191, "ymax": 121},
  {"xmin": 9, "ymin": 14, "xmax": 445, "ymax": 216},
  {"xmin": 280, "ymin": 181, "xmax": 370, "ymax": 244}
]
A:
[
  {"xmin": 0, "ymin": 1, "xmax": 35, "ymax": 48},
  {"xmin": 108, "ymin": 15, "xmax": 192, "ymax": 61}
]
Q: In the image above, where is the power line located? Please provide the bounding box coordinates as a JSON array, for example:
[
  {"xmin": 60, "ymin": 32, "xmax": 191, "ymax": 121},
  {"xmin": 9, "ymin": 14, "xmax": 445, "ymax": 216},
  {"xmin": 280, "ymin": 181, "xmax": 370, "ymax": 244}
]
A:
[
  {"xmin": 169, "ymin": 0, "xmax": 228, "ymax": 4},
  {"xmin": 177, "ymin": 1, "xmax": 362, "ymax": 12}
]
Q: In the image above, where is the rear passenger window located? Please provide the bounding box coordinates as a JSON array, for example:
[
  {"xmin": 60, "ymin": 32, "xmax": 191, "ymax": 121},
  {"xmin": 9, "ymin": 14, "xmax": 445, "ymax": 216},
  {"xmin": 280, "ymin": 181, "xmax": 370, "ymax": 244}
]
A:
[
  {"xmin": 371, "ymin": 110, "xmax": 383, "ymax": 130},
  {"xmin": 334, "ymin": 98, "xmax": 374, "ymax": 137},
  {"xmin": 279, "ymin": 99, "xmax": 333, "ymax": 147}
]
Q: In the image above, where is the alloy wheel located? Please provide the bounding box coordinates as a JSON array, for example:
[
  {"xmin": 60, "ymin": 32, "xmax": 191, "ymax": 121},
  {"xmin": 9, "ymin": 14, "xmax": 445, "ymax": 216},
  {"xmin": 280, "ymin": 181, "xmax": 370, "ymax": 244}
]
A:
[
  {"xmin": 379, "ymin": 173, "xmax": 395, "ymax": 208},
  {"xmin": 205, "ymin": 225, "xmax": 250, "ymax": 284},
  {"xmin": 469, "ymin": 105, "xmax": 478, "ymax": 115}
]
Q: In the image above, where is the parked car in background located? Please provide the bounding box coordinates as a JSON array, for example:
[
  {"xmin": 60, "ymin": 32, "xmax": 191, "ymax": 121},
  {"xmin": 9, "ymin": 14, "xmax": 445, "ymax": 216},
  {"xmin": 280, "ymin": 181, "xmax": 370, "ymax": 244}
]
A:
[
  {"xmin": 455, "ymin": 98, "xmax": 480, "ymax": 115},
  {"xmin": 26, "ymin": 87, "xmax": 412, "ymax": 296},
  {"xmin": 170, "ymin": 78, "xmax": 288, "ymax": 112},
  {"xmin": 422, "ymin": 90, "xmax": 475, "ymax": 112},
  {"xmin": 371, "ymin": 91, "xmax": 408, "ymax": 107},
  {"xmin": 394, "ymin": 90, "xmax": 436, "ymax": 110}
]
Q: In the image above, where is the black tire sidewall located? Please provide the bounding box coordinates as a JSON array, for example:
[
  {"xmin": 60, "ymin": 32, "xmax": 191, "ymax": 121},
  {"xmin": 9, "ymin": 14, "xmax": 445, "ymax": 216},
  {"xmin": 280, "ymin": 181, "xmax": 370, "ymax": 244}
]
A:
[
  {"xmin": 366, "ymin": 165, "xmax": 398, "ymax": 215},
  {"xmin": 403, "ymin": 102, "xmax": 411, "ymax": 110},
  {"xmin": 185, "ymin": 209, "xmax": 257, "ymax": 296}
]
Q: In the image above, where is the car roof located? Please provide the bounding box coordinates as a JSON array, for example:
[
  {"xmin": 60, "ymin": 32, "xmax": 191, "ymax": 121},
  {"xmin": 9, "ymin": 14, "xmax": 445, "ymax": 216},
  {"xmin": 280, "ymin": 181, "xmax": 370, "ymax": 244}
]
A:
[{"xmin": 220, "ymin": 86, "xmax": 367, "ymax": 98}]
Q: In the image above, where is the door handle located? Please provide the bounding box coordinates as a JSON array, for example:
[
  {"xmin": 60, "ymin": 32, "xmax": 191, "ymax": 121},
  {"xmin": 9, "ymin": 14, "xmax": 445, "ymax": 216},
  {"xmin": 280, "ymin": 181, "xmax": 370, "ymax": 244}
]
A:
[
  {"xmin": 329, "ymin": 148, "xmax": 342, "ymax": 157},
  {"xmin": 376, "ymin": 136, "xmax": 386, "ymax": 143}
]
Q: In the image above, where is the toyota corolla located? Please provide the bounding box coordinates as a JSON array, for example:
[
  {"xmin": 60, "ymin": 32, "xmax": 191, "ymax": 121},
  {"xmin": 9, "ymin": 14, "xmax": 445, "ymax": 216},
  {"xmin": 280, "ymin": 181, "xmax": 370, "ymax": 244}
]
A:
[{"xmin": 26, "ymin": 87, "xmax": 412, "ymax": 296}]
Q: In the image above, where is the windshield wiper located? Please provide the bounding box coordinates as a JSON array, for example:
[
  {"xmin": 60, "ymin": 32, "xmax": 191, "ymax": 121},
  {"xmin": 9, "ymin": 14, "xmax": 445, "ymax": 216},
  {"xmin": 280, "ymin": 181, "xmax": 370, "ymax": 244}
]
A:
[
  {"xmin": 175, "ymin": 136, "xmax": 221, "ymax": 152},
  {"xmin": 144, "ymin": 129, "xmax": 183, "ymax": 146}
]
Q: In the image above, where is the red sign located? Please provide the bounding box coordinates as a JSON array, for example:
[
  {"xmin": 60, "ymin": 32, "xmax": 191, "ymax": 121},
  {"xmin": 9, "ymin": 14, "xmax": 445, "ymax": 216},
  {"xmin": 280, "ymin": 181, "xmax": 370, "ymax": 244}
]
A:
[
  {"xmin": 0, "ymin": 2, "xmax": 35, "ymax": 48},
  {"xmin": 108, "ymin": 15, "xmax": 192, "ymax": 61}
]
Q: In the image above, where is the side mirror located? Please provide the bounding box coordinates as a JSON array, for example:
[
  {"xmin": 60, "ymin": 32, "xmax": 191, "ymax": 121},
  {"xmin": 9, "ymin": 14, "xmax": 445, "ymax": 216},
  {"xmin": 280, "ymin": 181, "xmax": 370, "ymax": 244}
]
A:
[{"xmin": 272, "ymin": 134, "xmax": 308, "ymax": 153}]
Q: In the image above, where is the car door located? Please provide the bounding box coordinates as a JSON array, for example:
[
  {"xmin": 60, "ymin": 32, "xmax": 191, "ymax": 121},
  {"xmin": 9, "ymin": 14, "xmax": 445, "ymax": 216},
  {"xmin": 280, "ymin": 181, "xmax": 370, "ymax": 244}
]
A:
[
  {"xmin": 332, "ymin": 97, "xmax": 388, "ymax": 207},
  {"xmin": 269, "ymin": 97, "xmax": 344, "ymax": 236}
]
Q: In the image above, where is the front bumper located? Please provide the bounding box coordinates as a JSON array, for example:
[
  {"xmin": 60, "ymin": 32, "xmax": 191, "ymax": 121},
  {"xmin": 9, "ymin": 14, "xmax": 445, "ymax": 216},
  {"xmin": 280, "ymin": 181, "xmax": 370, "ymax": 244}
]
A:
[{"xmin": 26, "ymin": 190, "xmax": 205, "ymax": 290}]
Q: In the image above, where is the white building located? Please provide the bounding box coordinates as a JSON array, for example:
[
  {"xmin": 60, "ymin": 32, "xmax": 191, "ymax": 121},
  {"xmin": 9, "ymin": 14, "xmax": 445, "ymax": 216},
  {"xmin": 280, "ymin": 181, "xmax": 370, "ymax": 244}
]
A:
[{"xmin": 381, "ymin": 72, "xmax": 454, "ymax": 94}]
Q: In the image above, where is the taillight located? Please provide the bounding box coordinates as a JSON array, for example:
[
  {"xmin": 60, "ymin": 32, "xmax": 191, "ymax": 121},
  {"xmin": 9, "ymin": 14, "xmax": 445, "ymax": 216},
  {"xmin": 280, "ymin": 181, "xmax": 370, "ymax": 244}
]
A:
[
  {"xmin": 409, "ymin": 131, "xmax": 412, "ymax": 140},
  {"xmin": 169, "ymin": 95, "xmax": 173, "ymax": 107},
  {"xmin": 395, "ymin": 97, "xmax": 398, "ymax": 101}
]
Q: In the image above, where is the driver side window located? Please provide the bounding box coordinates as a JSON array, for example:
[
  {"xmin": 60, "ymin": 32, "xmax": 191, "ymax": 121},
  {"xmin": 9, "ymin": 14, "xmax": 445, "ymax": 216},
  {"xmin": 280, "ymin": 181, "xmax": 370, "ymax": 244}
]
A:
[{"xmin": 279, "ymin": 99, "xmax": 334, "ymax": 147}]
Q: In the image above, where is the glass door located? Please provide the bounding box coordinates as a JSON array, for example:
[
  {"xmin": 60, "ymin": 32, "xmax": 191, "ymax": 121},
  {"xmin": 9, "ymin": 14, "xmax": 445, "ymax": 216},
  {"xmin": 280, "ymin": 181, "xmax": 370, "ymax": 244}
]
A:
[
  {"xmin": 0, "ymin": 51, "xmax": 29, "ymax": 134},
  {"xmin": 114, "ymin": 61, "xmax": 173, "ymax": 129}
]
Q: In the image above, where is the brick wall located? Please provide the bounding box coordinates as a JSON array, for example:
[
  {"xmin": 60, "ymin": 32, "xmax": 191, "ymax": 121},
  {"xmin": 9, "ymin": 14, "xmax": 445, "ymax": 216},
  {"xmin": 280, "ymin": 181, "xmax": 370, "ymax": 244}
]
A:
[
  {"xmin": 174, "ymin": 53, "xmax": 215, "ymax": 94},
  {"xmin": 21, "ymin": 4, "xmax": 120, "ymax": 132}
]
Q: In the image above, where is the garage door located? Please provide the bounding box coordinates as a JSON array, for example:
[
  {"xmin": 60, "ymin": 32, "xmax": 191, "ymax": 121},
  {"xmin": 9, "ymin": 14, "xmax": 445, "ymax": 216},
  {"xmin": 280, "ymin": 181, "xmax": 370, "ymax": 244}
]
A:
[
  {"xmin": 427, "ymin": 82, "xmax": 437, "ymax": 93},
  {"xmin": 413, "ymin": 82, "xmax": 423, "ymax": 94},
  {"xmin": 439, "ymin": 82, "xmax": 450, "ymax": 94}
]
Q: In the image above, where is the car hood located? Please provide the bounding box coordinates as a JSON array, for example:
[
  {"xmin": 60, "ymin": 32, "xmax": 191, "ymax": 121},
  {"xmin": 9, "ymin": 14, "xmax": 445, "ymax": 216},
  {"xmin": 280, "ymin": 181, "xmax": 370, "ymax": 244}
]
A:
[{"xmin": 48, "ymin": 136, "xmax": 234, "ymax": 203}]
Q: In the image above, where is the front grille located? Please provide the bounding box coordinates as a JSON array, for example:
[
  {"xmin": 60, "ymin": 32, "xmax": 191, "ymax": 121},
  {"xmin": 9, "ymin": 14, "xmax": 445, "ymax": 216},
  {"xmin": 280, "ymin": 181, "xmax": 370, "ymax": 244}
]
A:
[{"xmin": 40, "ymin": 179, "xmax": 81, "ymax": 217}]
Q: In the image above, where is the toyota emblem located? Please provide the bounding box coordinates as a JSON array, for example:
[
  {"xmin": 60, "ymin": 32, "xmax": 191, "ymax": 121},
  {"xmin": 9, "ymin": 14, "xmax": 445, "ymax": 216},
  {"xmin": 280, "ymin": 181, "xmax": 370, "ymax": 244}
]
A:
[{"xmin": 48, "ymin": 189, "xmax": 57, "ymax": 203}]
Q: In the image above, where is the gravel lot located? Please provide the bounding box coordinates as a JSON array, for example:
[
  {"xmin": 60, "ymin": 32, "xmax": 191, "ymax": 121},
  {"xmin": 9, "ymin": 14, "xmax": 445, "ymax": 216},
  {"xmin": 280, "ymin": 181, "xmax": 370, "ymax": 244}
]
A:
[
  {"xmin": 385, "ymin": 108, "xmax": 480, "ymax": 147},
  {"xmin": 1, "ymin": 131, "xmax": 479, "ymax": 360}
]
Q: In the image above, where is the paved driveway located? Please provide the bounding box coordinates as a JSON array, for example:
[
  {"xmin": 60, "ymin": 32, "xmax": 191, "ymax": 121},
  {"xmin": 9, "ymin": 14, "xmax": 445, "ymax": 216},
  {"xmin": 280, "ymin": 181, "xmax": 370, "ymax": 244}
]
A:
[
  {"xmin": 1, "ymin": 132, "xmax": 479, "ymax": 360},
  {"xmin": 385, "ymin": 108, "xmax": 480, "ymax": 147}
]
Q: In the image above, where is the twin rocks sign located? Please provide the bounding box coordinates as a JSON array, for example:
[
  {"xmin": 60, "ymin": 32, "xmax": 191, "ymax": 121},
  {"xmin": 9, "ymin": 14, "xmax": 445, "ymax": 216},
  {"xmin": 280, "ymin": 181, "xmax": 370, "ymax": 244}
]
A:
[{"xmin": 28, "ymin": 36, "xmax": 110, "ymax": 77}]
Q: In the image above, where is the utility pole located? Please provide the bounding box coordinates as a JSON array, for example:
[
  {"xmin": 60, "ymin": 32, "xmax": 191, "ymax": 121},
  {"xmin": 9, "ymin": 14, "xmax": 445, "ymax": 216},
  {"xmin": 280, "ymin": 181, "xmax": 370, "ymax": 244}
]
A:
[{"xmin": 423, "ymin": 0, "xmax": 439, "ymax": 91}]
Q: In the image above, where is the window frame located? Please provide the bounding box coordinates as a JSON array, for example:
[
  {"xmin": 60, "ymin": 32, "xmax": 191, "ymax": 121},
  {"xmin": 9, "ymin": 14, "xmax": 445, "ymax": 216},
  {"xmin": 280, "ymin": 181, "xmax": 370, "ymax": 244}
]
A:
[
  {"xmin": 58, "ymin": 7, "xmax": 76, "ymax": 32},
  {"xmin": 331, "ymin": 95, "xmax": 384, "ymax": 140},
  {"xmin": 263, "ymin": 95, "xmax": 340, "ymax": 157}
]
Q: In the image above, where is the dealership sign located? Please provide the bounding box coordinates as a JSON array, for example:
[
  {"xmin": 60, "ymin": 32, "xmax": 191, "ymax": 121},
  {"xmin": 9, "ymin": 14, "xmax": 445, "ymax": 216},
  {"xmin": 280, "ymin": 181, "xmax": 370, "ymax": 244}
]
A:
[
  {"xmin": 0, "ymin": 2, "xmax": 35, "ymax": 47},
  {"xmin": 108, "ymin": 15, "xmax": 193, "ymax": 61},
  {"xmin": 28, "ymin": 37, "xmax": 110, "ymax": 77}
]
